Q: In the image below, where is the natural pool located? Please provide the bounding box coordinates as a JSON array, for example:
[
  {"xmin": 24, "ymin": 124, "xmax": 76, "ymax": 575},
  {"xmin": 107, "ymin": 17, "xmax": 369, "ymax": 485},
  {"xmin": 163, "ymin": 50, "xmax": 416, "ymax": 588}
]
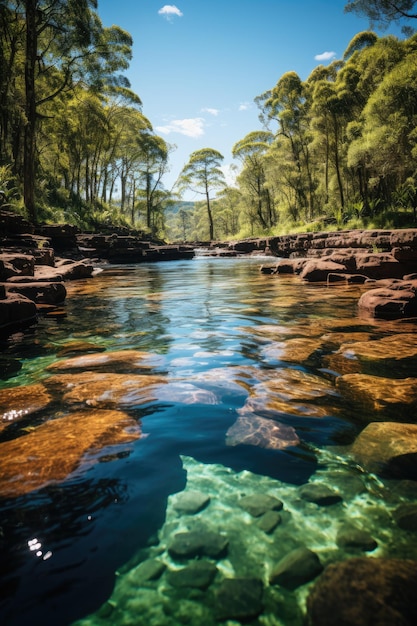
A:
[{"xmin": 1, "ymin": 256, "xmax": 417, "ymax": 625}]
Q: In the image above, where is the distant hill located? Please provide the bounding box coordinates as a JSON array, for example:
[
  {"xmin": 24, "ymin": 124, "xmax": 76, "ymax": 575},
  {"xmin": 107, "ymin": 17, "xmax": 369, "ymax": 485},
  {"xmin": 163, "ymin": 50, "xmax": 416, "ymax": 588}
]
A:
[{"xmin": 165, "ymin": 201, "xmax": 194, "ymax": 215}]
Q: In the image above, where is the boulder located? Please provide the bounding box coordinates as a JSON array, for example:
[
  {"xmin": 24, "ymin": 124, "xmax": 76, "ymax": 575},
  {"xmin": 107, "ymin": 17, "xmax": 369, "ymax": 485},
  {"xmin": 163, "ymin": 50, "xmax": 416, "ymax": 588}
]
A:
[
  {"xmin": 166, "ymin": 560, "xmax": 217, "ymax": 589},
  {"xmin": 350, "ymin": 421, "xmax": 417, "ymax": 479},
  {"xmin": 358, "ymin": 283, "xmax": 417, "ymax": 319},
  {"xmin": 43, "ymin": 371, "xmax": 166, "ymax": 408},
  {"xmin": 131, "ymin": 558, "xmax": 166, "ymax": 584},
  {"xmin": 0, "ymin": 292, "xmax": 37, "ymax": 330},
  {"xmin": 0, "ymin": 408, "xmax": 141, "ymax": 497},
  {"xmin": 299, "ymin": 483, "xmax": 342, "ymax": 506},
  {"xmin": 393, "ymin": 504, "xmax": 417, "ymax": 532},
  {"xmin": 226, "ymin": 415, "xmax": 300, "ymax": 450},
  {"xmin": 306, "ymin": 557, "xmax": 417, "ymax": 626},
  {"xmin": 336, "ymin": 373, "xmax": 417, "ymax": 418},
  {"xmin": 172, "ymin": 489, "xmax": 211, "ymax": 515},
  {"xmin": 300, "ymin": 260, "xmax": 348, "ymax": 282},
  {"xmin": 336, "ymin": 522, "xmax": 378, "ymax": 552},
  {"xmin": 325, "ymin": 333, "xmax": 417, "ymax": 377},
  {"xmin": 238, "ymin": 493, "xmax": 284, "ymax": 517},
  {"xmin": 167, "ymin": 528, "xmax": 228, "ymax": 559},
  {"xmin": 2, "ymin": 281, "xmax": 66, "ymax": 305},
  {"xmin": 0, "ymin": 383, "xmax": 52, "ymax": 432},
  {"xmin": 257, "ymin": 510, "xmax": 282, "ymax": 533},
  {"xmin": 46, "ymin": 349, "xmax": 162, "ymax": 373},
  {"xmin": 214, "ymin": 578, "xmax": 264, "ymax": 621},
  {"xmin": 0, "ymin": 253, "xmax": 35, "ymax": 277},
  {"xmin": 269, "ymin": 547, "xmax": 323, "ymax": 589},
  {"xmin": 354, "ymin": 252, "xmax": 405, "ymax": 279}
]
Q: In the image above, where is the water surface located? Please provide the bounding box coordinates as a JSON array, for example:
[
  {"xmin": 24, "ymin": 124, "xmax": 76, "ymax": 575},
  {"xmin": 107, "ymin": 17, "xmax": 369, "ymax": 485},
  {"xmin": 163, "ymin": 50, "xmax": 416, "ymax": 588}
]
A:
[{"xmin": 1, "ymin": 257, "xmax": 416, "ymax": 626}]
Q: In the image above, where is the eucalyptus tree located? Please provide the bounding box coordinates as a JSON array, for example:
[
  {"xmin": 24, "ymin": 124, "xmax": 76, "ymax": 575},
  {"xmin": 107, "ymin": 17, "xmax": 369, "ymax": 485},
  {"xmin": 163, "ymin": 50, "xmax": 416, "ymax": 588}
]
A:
[
  {"xmin": 177, "ymin": 148, "xmax": 225, "ymax": 240},
  {"xmin": 135, "ymin": 132, "xmax": 172, "ymax": 231},
  {"xmin": 1, "ymin": 0, "xmax": 134, "ymax": 222},
  {"xmin": 348, "ymin": 41, "xmax": 417, "ymax": 208},
  {"xmin": 232, "ymin": 131, "xmax": 275, "ymax": 230},
  {"xmin": 256, "ymin": 72, "xmax": 317, "ymax": 220},
  {"xmin": 345, "ymin": 1, "xmax": 417, "ymax": 33}
]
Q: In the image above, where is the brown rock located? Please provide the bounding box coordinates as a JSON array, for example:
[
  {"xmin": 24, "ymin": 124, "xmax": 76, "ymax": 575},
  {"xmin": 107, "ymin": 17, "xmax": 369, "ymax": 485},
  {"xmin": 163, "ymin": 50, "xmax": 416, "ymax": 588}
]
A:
[
  {"xmin": 46, "ymin": 349, "xmax": 162, "ymax": 373},
  {"xmin": 300, "ymin": 260, "xmax": 348, "ymax": 282},
  {"xmin": 44, "ymin": 371, "xmax": 166, "ymax": 408},
  {"xmin": 0, "ymin": 292, "xmax": 37, "ymax": 330},
  {"xmin": 2, "ymin": 281, "xmax": 66, "ymax": 305},
  {"xmin": 0, "ymin": 383, "xmax": 52, "ymax": 432},
  {"xmin": 336, "ymin": 373, "xmax": 417, "ymax": 418},
  {"xmin": 355, "ymin": 252, "xmax": 405, "ymax": 279},
  {"xmin": 0, "ymin": 408, "xmax": 141, "ymax": 497},
  {"xmin": 306, "ymin": 557, "xmax": 417, "ymax": 626},
  {"xmin": 350, "ymin": 421, "xmax": 417, "ymax": 479},
  {"xmin": 325, "ymin": 333, "xmax": 417, "ymax": 377},
  {"xmin": 358, "ymin": 285, "xmax": 417, "ymax": 319}
]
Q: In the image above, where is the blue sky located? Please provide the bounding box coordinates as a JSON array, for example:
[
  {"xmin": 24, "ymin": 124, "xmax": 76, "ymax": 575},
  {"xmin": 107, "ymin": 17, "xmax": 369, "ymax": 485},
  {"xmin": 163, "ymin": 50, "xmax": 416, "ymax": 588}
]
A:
[{"xmin": 97, "ymin": 0, "xmax": 403, "ymax": 199}]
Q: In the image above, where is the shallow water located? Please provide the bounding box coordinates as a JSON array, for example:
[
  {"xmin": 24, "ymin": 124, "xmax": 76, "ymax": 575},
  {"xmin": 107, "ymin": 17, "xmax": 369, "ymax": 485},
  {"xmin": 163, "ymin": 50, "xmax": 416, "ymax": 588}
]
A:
[{"xmin": 1, "ymin": 257, "xmax": 416, "ymax": 626}]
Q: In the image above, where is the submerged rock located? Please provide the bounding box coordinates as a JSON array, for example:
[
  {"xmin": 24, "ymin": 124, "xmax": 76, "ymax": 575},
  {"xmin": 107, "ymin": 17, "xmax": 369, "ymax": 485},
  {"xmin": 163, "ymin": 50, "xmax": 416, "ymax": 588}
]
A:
[
  {"xmin": 172, "ymin": 489, "xmax": 211, "ymax": 515},
  {"xmin": 336, "ymin": 373, "xmax": 417, "ymax": 419},
  {"xmin": 238, "ymin": 493, "xmax": 284, "ymax": 517},
  {"xmin": 168, "ymin": 528, "xmax": 228, "ymax": 560},
  {"xmin": 359, "ymin": 283, "xmax": 417, "ymax": 319},
  {"xmin": 350, "ymin": 421, "xmax": 417, "ymax": 479},
  {"xmin": 46, "ymin": 349, "xmax": 162, "ymax": 373},
  {"xmin": 299, "ymin": 483, "xmax": 342, "ymax": 506},
  {"xmin": 393, "ymin": 504, "xmax": 417, "ymax": 531},
  {"xmin": 0, "ymin": 383, "xmax": 52, "ymax": 432},
  {"xmin": 325, "ymin": 333, "xmax": 417, "ymax": 377},
  {"xmin": 226, "ymin": 415, "xmax": 300, "ymax": 450},
  {"xmin": 131, "ymin": 558, "xmax": 166, "ymax": 584},
  {"xmin": 336, "ymin": 522, "xmax": 378, "ymax": 552},
  {"xmin": 0, "ymin": 408, "xmax": 141, "ymax": 497},
  {"xmin": 306, "ymin": 557, "xmax": 417, "ymax": 626},
  {"xmin": 214, "ymin": 577, "xmax": 264, "ymax": 621},
  {"xmin": 256, "ymin": 510, "xmax": 282, "ymax": 533},
  {"xmin": 269, "ymin": 547, "xmax": 323, "ymax": 589},
  {"xmin": 44, "ymin": 371, "xmax": 166, "ymax": 408},
  {"xmin": 166, "ymin": 560, "xmax": 217, "ymax": 589}
]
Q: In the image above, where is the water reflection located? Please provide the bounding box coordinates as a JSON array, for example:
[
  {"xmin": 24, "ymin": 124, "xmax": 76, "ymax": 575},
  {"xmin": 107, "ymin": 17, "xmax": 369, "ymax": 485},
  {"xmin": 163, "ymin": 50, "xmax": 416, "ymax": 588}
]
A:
[{"xmin": 1, "ymin": 257, "xmax": 416, "ymax": 625}]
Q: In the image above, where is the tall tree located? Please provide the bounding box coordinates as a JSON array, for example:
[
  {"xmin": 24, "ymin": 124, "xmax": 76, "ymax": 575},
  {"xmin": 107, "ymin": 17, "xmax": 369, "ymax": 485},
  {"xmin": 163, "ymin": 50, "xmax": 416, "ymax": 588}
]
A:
[
  {"xmin": 345, "ymin": 1, "xmax": 417, "ymax": 33},
  {"xmin": 177, "ymin": 148, "xmax": 225, "ymax": 240},
  {"xmin": 11, "ymin": 0, "xmax": 133, "ymax": 222},
  {"xmin": 232, "ymin": 131, "xmax": 275, "ymax": 230}
]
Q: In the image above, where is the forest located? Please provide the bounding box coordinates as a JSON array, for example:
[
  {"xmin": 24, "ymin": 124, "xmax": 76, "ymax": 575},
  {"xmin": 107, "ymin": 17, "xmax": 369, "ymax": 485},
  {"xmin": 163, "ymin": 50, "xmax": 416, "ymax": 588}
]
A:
[{"xmin": 1, "ymin": 0, "xmax": 417, "ymax": 241}]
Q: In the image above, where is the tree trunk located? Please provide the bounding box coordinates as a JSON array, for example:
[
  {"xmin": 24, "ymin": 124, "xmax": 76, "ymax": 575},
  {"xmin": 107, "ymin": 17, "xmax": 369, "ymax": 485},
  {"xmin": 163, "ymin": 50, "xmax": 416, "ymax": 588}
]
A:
[
  {"xmin": 206, "ymin": 187, "xmax": 214, "ymax": 240},
  {"xmin": 23, "ymin": 0, "xmax": 38, "ymax": 223}
]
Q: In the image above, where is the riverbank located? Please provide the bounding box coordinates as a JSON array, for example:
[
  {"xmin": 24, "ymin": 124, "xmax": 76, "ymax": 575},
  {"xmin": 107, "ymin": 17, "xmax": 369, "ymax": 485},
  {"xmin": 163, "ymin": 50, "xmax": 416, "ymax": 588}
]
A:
[
  {"xmin": 0, "ymin": 210, "xmax": 195, "ymax": 333},
  {"xmin": 1, "ymin": 210, "xmax": 417, "ymax": 333}
]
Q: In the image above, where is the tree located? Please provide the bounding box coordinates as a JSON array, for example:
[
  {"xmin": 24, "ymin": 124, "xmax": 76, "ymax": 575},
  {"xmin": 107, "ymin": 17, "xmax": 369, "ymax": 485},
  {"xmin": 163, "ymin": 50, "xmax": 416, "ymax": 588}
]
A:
[
  {"xmin": 3, "ymin": 0, "xmax": 134, "ymax": 222},
  {"xmin": 177, "ymin": 148, "xmax": 225, "ymax": 240},
  {"xmin": 232, "ymin": 131, "xmax": 275, "ymax": 230},
  {"xmin": 345, "ymin": 1, "xmax": 417, "ymax": 33},
  {"xmin": 136, "ymin": 132, "xmax": 172, "ymax": 232}
]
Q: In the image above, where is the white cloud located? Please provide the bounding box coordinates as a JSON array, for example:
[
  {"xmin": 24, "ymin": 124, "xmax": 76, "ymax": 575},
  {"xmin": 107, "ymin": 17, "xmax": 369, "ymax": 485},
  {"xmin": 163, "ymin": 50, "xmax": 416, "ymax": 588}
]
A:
[
  {"xmin": 239, "ymin": 102, "xmax": 251, "ymax": 111},
  {"xmin": 158, "ymin": 5, "xmax": 183, "ymax": 19},
  {"xmin": 155, "ymin": 118, "xmax": 205, "ymax": 138},
  {"xmin": 314, "ymin": 51, "xmax": 336, "ymax": 61},
  {"xmin": 201, "ymin": 107, "xmax": 219, "ymax": 116}
]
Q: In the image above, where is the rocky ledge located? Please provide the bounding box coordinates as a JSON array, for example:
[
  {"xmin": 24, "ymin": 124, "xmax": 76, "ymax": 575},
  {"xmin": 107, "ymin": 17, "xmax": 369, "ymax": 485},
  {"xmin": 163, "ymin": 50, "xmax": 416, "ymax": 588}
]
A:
[
  {"xmin": 0, "ymin": 210, "xmax": 194, "ymax": 333},
  {"xmin": 254, "ymin": 227, "xmax": 417, "ymax": 320}
]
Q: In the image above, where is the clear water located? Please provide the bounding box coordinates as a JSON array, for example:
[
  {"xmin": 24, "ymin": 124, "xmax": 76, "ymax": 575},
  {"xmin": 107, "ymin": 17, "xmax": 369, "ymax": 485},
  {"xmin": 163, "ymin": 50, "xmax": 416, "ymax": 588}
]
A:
[{"xmin": 1, "ymin": 257, "xmax": 416, "ymax": 626}]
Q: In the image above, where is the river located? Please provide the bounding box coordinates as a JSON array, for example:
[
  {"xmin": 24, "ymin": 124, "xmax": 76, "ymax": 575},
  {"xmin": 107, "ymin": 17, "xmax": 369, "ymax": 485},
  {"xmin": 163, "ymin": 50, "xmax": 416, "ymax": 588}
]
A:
[{"xmin": 1, "ymin": 256, "xmax": 416, "ymax": 625}]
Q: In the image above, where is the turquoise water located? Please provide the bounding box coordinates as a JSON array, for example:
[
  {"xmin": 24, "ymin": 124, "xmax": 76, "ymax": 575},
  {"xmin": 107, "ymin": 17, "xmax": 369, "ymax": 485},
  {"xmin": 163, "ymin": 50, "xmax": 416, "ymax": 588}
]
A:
[{"xmin": 1, "ymin": 257, "xmax": 416, "ymax": 626}]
